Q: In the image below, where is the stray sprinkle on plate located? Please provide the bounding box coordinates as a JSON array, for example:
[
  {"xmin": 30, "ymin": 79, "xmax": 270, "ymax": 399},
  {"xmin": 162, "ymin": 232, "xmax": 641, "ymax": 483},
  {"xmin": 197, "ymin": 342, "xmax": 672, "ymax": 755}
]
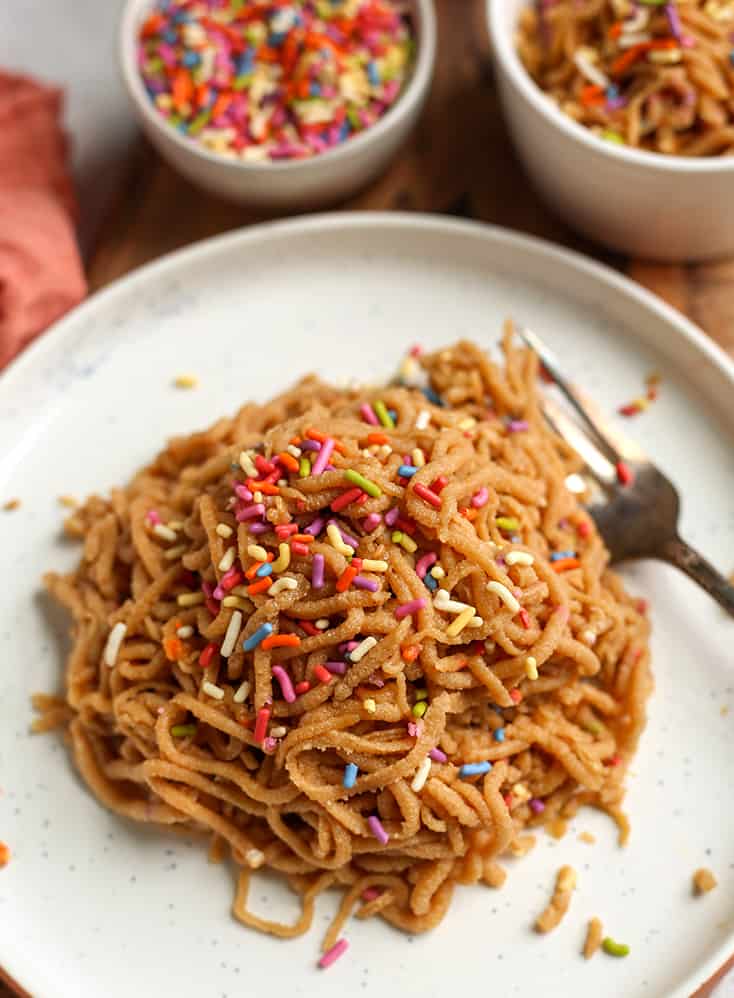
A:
[
  {"xmin": 3, "ymin": 498, "xmax": 20, "ymax": 511},
  {"xmin": 174, "ymin": 374, "xmax": 198, "ymax": 389}
]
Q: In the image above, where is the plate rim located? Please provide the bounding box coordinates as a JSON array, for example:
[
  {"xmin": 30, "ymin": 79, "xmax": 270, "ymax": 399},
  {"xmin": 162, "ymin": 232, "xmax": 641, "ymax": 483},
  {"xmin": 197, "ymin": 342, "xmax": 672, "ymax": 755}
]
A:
[{"xmin": 2, "ymin": 211, "xmax": 732, "ymax": 998}]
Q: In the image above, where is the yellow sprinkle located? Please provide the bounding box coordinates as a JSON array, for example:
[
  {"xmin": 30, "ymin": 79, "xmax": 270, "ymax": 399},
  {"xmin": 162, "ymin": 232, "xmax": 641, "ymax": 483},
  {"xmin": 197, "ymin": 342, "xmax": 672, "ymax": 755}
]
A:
[
  {"xmin": 168, "ymin": 520, "xmax": 184, "ymax": 530},
  {"xmin": 505, "ymin": 551, "xmax": 534, "ymax": 567},
  {"xmin": 247, "ymin": 544, "xmax": 268, "ymax": 562},
  {"xmin": 430, "ymin": 565, "xmax": 446, "ymax": 579},
  {"xmin": 164, "ymin": 544, "xmax": 187, "ymax": 561},
  {"xmin": 446, "ymin": 606, "xmax": 475, "ymax": 637},
  {"xmin": 218, "ymin": 547, "xmax": 237, "ymax": 572},
  {"xmin": 487, "ymin": 580, "xmax": 521, "ymax": 614},
  {"xmin": 315, "ymin": 618, "xmax": 330, "ymax": 630},
  {"xmin": 233, "ymin": 680, "xmax": 251, "ymax": 704},
  {"xmin": 513, "ymin": 782, "xmax": 532, "ymax": 803},
  {"xmin": 152, "ymin": 523, "xmax": 177, "ymax": 542},
  {"xmin": 239, "ymin": 450, "xmax": 257, "ymax": 477},
  {"xmin": 216, "ymin": 523, "xmax": 233, "ymax": 539},
  {"xmin": 174, "ymin": 374, "xmax": 198, "ymax": 389},
  {"xmin": 361, "ymin": 559, "xmax": 388, "ymax": 573},
  {"xmin": 327, "ymin": 523, "xmax": 355, "ymax": 557},
  {"xmin": 458, "ymin": 417, "xmax": 476, "ymax": 431},
  {"xmin": 525, "ymin": 655, "xmax": 538, "ymax": 680},
  {"xmin": 392, "ymin": 530, "xmax": 417, "ymax": 554},
  {"xmin": 351, "ymin": 636, "xmax": 377, "ymax": 662},
  {"xmin": 364, "ymin": 698, "xmax": 377, "ymax": 714},
  {"xmin": 268, "ymin": 577, "xmax": 298, "ymax": 595},
  {"xmin": 468, "ymin": 616, "xmax": 484, "ymax": 628},
  {"xmin": 221, "ymin": 596, "xmax": 249, "ymax": 610},
  {"xmin": 57, "ymin": 494, "xmax": 78, "ymax": 508},
  {"xmin": 177, "ymin": 592, "xmax": 205, "ymax": 607},
  {"xmin": 412, "ymin": 448, "xmax": 425, "ymax": 468},
  {"xmin": 270, "ymin": 542, "xmax": 291, "ymax": 573}
]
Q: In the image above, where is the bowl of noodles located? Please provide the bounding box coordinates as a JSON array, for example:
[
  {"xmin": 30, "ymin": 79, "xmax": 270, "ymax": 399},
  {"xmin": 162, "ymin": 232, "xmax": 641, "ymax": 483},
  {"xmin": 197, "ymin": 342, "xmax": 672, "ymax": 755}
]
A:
[{"xmin": 487, "ymin": 0, "xmax": 734, "ymax": 261}]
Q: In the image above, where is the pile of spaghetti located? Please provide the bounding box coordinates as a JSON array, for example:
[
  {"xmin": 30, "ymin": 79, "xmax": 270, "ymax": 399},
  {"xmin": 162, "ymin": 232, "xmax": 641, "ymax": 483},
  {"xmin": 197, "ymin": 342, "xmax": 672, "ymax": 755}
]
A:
[
  {"xmin": 517, "ymin": 0, "xmax": 734, "ymax": 155},
  {"xmin": 40, "ymin": 332, "xmax": 652, "ymax": 952}
]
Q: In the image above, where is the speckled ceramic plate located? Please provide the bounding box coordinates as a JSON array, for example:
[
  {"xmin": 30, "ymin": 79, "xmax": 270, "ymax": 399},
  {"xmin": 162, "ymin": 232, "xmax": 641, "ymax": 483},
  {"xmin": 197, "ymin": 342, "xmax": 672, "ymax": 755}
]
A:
[{"xmin": 1, "ymin": 214, "xmax": 733, "ymax": 998}]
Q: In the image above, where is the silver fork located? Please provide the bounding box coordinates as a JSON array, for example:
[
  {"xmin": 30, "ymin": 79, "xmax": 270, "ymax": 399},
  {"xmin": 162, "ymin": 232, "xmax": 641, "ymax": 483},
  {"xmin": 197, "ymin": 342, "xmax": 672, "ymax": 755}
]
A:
[{"xmin": 517, "ymin": 327, "xmax": 734, "ymax": 617}]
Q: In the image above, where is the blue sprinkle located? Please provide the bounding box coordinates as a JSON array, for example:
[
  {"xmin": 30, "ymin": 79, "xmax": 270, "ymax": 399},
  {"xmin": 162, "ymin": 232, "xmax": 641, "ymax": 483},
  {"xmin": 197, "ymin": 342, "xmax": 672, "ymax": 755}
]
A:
[
  {"xmin": 162, "ymin": 29, "xmax": 178, "ymax": 44},
  {"xmin": 730, "ymin": 51, "xmax": 734, "ymax": 66},
  {"xmin": 310, "ymin": 82, "xmax": 321, "ymax": 97},
  {"xmin": 388, "ymin": 409, "xmax": 397, "ymax": 422},
  {"xmin": 398, "ymin": 465, "xmax": 418, "ymax": 478},
  {"xmin": 550, "ymin": 550, "xmax": 576, "ymax": 562},
  {"xmin": 256, "ymin": 563, "xmax": 273, "ymax": 577},
  {"xmin": 605, "ymin": 84, "xmax": 619, "ymax": 99},
  {"xmin": 269, "ymin": 31, "xmax": 287, "ymax": 46},
  {"xmin": 343, "ymin": 762, "xmax": 359, "ymax": 789},
  {"xmin": 339, "ymin": 121, "xmax": 350, "ymax": 142},
  {"xmin": 424, "ymin": 573, "xmax": 438, "ymax": 591},
  {"xmin": 422, "ymin": 387, "xmax": 444, "ymax": 406},
  {"xmin": 181, "ymin": 50, "xmax": 200, "ymax": 68},
  {"xmin": 243, "ymin": 622, "xmax": 273, "ymax": 652},
  {"xmin": 459, "ymin": 761, "xmax": 492, "ymax": 778},
  {"xmin": 237, "ymin": 48, "xmax": 255, "ymax": 75},
  {"xmin": 493, "ymin": 728, "xmax": 505, "ymax": 743},
  {"xmin": 367, "ymin": 61, "xmax": 380, "ymax": 86},
  {"xmin": 172, "ymin": 10, "xmax": 191, "ymax": 23}
]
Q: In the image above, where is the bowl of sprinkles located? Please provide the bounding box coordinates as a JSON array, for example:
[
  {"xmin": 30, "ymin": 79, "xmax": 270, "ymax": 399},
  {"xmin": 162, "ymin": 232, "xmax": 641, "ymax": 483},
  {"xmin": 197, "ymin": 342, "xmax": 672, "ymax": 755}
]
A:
[
  {"xmin": 120, "ymin": 0, "xmax": 435, "ymax": 207},
  {"xmin": 487, "ymin": 0, "xmax": 734, "ymax": 261}
]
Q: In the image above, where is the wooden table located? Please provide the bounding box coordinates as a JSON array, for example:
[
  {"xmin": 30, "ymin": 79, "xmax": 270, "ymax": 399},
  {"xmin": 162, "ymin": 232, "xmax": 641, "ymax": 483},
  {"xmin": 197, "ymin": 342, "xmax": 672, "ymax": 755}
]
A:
[{"xmin": 3, "ymin": 2, "xmax": 732, "ymax": 996}]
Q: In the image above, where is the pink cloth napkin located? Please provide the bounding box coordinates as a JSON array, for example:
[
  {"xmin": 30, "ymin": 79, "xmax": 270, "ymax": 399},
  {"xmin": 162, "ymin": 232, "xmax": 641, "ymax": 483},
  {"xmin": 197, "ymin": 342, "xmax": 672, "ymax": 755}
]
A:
[{"xmin": 0, "ymin": 72, "xmax": 87, "ymax": 368}]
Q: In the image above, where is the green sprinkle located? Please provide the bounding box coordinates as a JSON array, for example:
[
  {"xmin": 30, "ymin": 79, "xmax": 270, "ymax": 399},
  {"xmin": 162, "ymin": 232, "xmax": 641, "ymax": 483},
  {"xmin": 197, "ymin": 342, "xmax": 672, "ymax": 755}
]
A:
[
  {"xmin": 584, "ymin": 719, "xmax": 602, "ymax": 735},
  {"xmin": 374, "ymin": 400, "xmax": 395, "ymax": 429},
  {"xmin": 344, "ymin": 469, "xmax": 382, "ymax": 498},
  {"xmin": 299, "ymin": 456, "xmax": 311, "ymax": 478},
  {"xmin": 415, "ymin": 688, "xmax": 428, "ymax": 701},
  {"xmin": 171, "ymin": 724, "xmax": 197, "ymax": 738},
  {"xmin": 233, "ymin": 74, "xmax": 253, "ymax": 92},
  {"xmin": 188, "ymin": 110, "xmax": 212, "ymax": 136},
  {"xmin": 496, "ymin": 517, "xmax": 520, "ymax": 532},
  {"xmin": 602, "ymin": 937, "xmax": 630, "ymax": 958},
  {"xmin": 146, "ymin": 57, "xmax": 164, "ymax": 74},
  {"xmin": 412, "ymin": 701, "xmax": 428, "ymax": 718},
  {"xmin": 601, "ymin": 130, "xmax": 625, "ymax": 145},
  {"xmin": 391, "ymin": 530, "xmax": 403, "ymax": 544},
  {"xmin": 346, "ymin": 107, "xmax": 362, "ymax": 130}
]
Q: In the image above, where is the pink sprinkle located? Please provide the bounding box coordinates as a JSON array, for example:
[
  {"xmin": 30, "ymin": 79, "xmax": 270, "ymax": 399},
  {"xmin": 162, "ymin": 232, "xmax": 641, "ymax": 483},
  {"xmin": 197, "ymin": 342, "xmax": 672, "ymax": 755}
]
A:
[
  {"xmin": 362, "ymin": 513, "xmax": 382, "ymax": 532},
  {"xmin": 360, "ymin": 403, "xmax": 379, "ymax": 426},
  {"xmin": 318, "ymin": 938, "xmax": 349, "ymax": 970},
  {"xmin": 362, "ymin": 887, "xmax": 381, "ymax": 901},
  {"xmin": 407, "ymin": 720, "xmax": 423, "ymax": 737},
  {"xmin": 272, "ymin": 665, "xmax": 296, "ymax": 703},
  {"xmin": 236, "ymin": 503, "xmax": 265, "ymax": 522},
  {"xmin": 234, "ymin": 483, "xmax": 253, "ymax": 502},
  {"xmin": 324, "ymin": 661, "xmax": 347, "ymax": 675},
  {"xmin": 311, "ymin": 438, "xmax": 335, "ymax": 476},
  {"xmin": 146, "ymin": 510, "xmax": 162, "ymax": 526},
  {"xmin": 249, "ymin": 522, "xmax": 268, "ymax": 535},
  {"xmin": 471, "ymin": 487, "xmax": 489, "ymax": 509},
  {"xmin": 507, "ymin": 420, "xmax": 529, "ymax": 433},
  {"xmin": 529, "ymin": 798, "xmax": 545, "ymax": 815},
  {"xmin": 262, "ymin": 736, "xmax": 278, "ymax": 754},
  {"xmin": 395, "ymin": 598, "xmax": 427, "ymax": 620},
  {"xmin": 385, "ymin": 507, "xmax": 399, "ymax": 527},
  {"xmin": 415, "ymin": 552, "xmax": 437, "ymax": 578},
  {"xmin": 429, "ymin": 747, "xmax": 447, "ymax": 762},
  {"xmin": 213, "ymin": 585, "xmax": 225, "ymax": 600},
  {"xmin": 312, "ymin": 553, "xmax": 325, "ymax": 589},
  {"xmin": 367, "ymin": 815, "xmax": 389, "ymax": 845}
]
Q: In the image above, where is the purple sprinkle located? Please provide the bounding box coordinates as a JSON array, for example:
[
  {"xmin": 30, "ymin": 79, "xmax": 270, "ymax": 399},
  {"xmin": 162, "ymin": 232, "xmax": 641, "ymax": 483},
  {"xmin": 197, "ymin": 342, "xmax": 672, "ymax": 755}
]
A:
[
  {"xmin": 234, "ymin": 483, "xmax": 253, "ymax": 501},
  {"xmin": 507, "ymin": 419, "xmax": 529, "ymax": 433},
  {"xmin": 327, "ymin": 520, "xmax": 359, "ymax": 550},
  {"xmin": 324, "ymin": 661, "xmax": 348, "ymax": 675},
  {"xmin": 367, "ymin": 815, "xmax": 389, "ymax": 846},
  {"xmin": 353, "ymin": 576, "xmax": 379, "ymax": 592},
  {"xmin": 263, "ymin": 736, "xmax": 278, "ymax": 753},
  {"xmin": 529, "ymin": 798, "xmax": 545, "ymax": 815},
  {"xmin": 311, "ymin": 437, "xmax": 335, "ymax": 476},
  {"xmin": 249, "ymin": 522, "xmax": 268, "ymax": 535},
  {"xmin": 429, "ymin": 748, "xmax": 447, "ymax": 763},
  {"xmin": 385, "ymin": 506, "xmax": 400, "ymax": 527},
  {"xmin": 236, "ymin": 503, "xmax": 265, "ymax": 522},
  {"xmin": 362, "ymin": 513, "xmax": 382, "ymax": 532},
  {"xmin": 300, "ymin": 439, "xmax": 321, "ymax": 452},
  {"xmin": 368, "ymin": 673, "xmax": 385, "ymax": 688},
  {"xmin": 312, "ymin": 553, "xmax": 325, "ymax": 589},
  {"xmin": 304, "ymin": 516, "xmax": 324, "ymax": 537}
]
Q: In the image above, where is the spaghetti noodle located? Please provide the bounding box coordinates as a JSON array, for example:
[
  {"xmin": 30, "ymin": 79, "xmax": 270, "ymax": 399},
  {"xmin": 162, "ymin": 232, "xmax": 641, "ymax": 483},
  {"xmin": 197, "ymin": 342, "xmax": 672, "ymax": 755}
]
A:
[
  {"xmin": 40, "ymin": 329, "xmax": 652, "ymax": 950},
  {"xmin": 516, "ymin": 0, "xmax": 734, "ymax": 155}
]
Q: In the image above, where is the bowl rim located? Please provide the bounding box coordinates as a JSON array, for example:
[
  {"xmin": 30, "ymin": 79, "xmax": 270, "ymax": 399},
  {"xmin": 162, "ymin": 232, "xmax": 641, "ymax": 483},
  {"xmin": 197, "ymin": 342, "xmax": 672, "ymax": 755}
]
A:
[
  {"xmin": 119, "ymin": 0, "xmax": 436, "ymax": 174},
  {"xmin": 487, "ymin": 0, "xmax": 734, "ymax": 175}
]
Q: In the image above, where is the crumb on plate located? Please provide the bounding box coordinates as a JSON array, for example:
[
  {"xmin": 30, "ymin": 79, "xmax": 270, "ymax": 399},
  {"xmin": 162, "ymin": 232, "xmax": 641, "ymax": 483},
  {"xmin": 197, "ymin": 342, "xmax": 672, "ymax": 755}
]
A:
[{"xmin": 692, "ymin": 868, "xmax": 717, "ymax": 896}]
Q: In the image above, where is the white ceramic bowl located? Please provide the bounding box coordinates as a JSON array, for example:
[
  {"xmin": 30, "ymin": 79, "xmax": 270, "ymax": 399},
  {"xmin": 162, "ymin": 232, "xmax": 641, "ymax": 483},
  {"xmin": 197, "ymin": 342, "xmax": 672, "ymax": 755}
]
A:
[
  {"xmin": 120, "ymin": 0, "xmax": 435, "ymax": 209},
  {"xmin": 487, "ymin": 0, "xmax": 734, "ymax": 262}
]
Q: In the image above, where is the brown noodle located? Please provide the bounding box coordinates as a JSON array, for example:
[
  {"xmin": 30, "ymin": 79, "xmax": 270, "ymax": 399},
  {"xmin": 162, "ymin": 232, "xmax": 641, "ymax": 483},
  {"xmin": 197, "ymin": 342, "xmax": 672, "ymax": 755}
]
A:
[
  {"xmin": 516, "ymin": 1, "xmax": 734, "ymax": 156},
  {"xmin": 39, "ymin": 330, "xmax": 652, "ymax": 949}
]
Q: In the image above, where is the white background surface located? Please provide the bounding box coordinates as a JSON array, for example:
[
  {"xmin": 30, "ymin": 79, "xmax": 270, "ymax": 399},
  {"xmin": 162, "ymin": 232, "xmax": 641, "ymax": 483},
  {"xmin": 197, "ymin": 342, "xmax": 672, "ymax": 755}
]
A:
[{"xmin": 0, "ymin": 4, "xmax": 733, "ymax": 993}]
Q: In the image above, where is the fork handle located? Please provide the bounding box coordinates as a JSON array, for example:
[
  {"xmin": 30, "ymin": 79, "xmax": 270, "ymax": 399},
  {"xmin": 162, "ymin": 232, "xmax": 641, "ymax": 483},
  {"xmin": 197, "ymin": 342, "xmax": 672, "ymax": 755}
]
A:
[{"xmin": 662, "ymin": 535, "xmax": 734, "ymax": 618}]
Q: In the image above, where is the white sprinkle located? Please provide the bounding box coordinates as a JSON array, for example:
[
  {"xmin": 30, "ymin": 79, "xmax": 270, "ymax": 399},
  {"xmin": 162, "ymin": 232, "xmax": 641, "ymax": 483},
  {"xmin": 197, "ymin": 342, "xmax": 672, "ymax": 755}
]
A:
[
  {"xmin": 270, "ymin": 725, "xmax": 287, "ymax": 738},
  {"xmin": 286, "ymin": 444, "xmax": 302, "ymax": 458},
  {"xmin": 412, "ymin": 448, "xmax": 425, "ymax": 468},
  {"xmin": 434, "ymin": 590, "xmax": 473, "ymax": 615},
  {"xmin": 218, "ymin": 547, "xmax": 236, "ymax": 572},
  {"xmin": 164, "ymin": 544, "xmax": 187, "ymax": 561},
  {"xmin": 505, "ymin": 551, "xmax": 535, "ymax": 567},
  {"xmin": 152, "ymin": 523, "xmax": 177, "ymax": 542},
  {"xmin": 277, "ymin": 479, "xmax": 287, "ymax": 487},
  {"xmin": 512, "ymin": 782, "xmax": 532, "ymax": 803},
  {"xmin": 233, "ymin": 679, "xmax": 251, "ymax": 703},
  {"xmin": 245, "ymin": 848, "xmax": 265, "ymax": 869},
  {"xmin": 268, "ymin": 577, "xmax": 298, "ymax": 596},
  {"xmin": 362, "ymin": 448, "xmax": 372, "ymax": 458},
  {"xmin": 582, "ymin": 629, "xmax": 597, "ymax": 646},
  {"xmin": 458, "ymin": 417, "xmax": 476, "ymax": 431},
  {"xmin": 103, "ymin": 622, "xmax": 127, "ymax": 667},
  {"xmin": 177, "ymin": 591, "xmax": 205, "ymax": 607},
  {"xmin": 468, "ymin": 616, "xmax": 484, "ymax": 628},
  {"xmin": 525, "ymin": 655, "xmax": 538, "ymax": 680},
  {"xmin": 202, "ymin": 680, "xmax": 224, "ymax": 700},
  {"xmin": 247, "ymin": 544, "xmax": 268, "ymax": 562},
  {"xmin": 430, "ymin": 565, "xmax": 446, "ymax": 580},
  {"xmin": 363, "ymin": 698, "xmax": 377, "ymax": 714},
  {"xmin": 350, "ymin": 636, "xmax": 377, "ymax": 663},
  {"xmin": 216, "ymin": 523, "xmax": 233, "ymax": 539},
  {"xmin": 361, "ymin": 559, "xmax": 388, "ymax": 573},
  {"xmin": 168, "ymin": 520, "xmax": 184, "ymax": 530},
  {"xmin": 378, "ymin": 444, "xmax": 393, "ymax": 460},
  {"xmin": 415, "ymin": 409, "xmax": 431, "ymax": 431},
  {"xmin": 220, "ymin": 610, "xmax": 243, "ymax": 658},
  {"xmin": 239, "ymin": 451, "xmax": 257, "ymax": 477},
  {"xmin": 176, "ymin": 625, "xmax": 194, "ymax": 639},
  {"xmin": 487, "ymin": 580, "xmax": 521, "ymax": 614},
  {"xmin": 411, "ymin": 756, "xmax": 432, "ymax": 793},
  {"xmin": 315, "ymin": 618, "xmax": 330, "ymax": 630},
  {"xmin": 573, "ymin": 47, "xmax": 610, "ymax": 87}
]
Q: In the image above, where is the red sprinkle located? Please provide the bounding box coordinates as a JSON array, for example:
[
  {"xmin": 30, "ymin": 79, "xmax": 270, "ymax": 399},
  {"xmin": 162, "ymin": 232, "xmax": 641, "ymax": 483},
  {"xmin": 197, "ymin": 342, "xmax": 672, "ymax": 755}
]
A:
[
  {"xmin": 254, "ymin": 706, "xmax": 271, "ymax": 743},
  {"xmin": 401, "ymin": 644, "xmax": 420, "ymax": 663},
  {"xmin": 221, "ymin": 569, "xmax": 244, "ymax": 592},
  {"xmin": 519, "ymin": 608, "xmax": 531, "ymax": 629},
  {"xmin": 394, "ymin": 516, "xmax": 416, "ymax": 535},
  {"xmin": 616, "ymin": 460, "xmax": 634, "ymax": 486},
  {"xmin": 291, "ymin": 541, "xmax": 309, "ymax": 557},
  {"xmin": 255, "ymin": 455, "xmax": 276, "ymax": 475},
  {"xmin": 205, "ymin": 597, "xmax": 220, "ymax": 616},
  {"xmin": 503, "ymin": 793, "xmax": 514, "ymax": 809},
  {"xmin": 294, "ymin": 680, "xmax": 311, "ymax": 695},
  {"xmin": 606, "ymin": 753, "xmax": 622, "ymax": 767},
  {"xmin": 336, "ymin": 565, "xmax": 359, "ymax": 593},
  {"xmin": 509, "ymin": 688, "xmax": 522, "ymax": 704},
  {"xmin": 299, "ymin": 620, "xmax": 320, "ymax": 636},
  {"xmin": 314, "ymin": 665, "xmax": 333, "ymax": 685},
  {"xmin": 199, "ymin": 643, "xmax": 218, "ymax": 668},
  {"xmin": 413, "ymin": 483, "xmax": 442, "ymax": 508},
  {"xmin": 577, "ymin": 519, "xmax": 592, "ymax": 539},
  {"xmin": 431, "ymin": 475, "xmax": 449, "ymax": 493},
  {"xmin": 276, "ymin": 523, "xmax": 298, "ymax": 538},
  {"xmin": 332, "ymin": 487, "xmax": 363, "ymax": 513}
]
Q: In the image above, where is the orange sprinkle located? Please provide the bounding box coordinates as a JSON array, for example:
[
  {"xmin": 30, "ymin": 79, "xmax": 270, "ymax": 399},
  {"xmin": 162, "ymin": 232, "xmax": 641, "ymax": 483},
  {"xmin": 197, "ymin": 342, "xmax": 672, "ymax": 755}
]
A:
[
  {"xmin": 611, "ymin": 39, "xmax": 677, "ymax": 76},
  {"xmin": 163, "ymin": 636, "xmax": 183, "ymax": 661},
  {"xmin": 278, "ymin": 452, "xmax": 300, "ymax": 473},
  {"xmin": 257, "ymin": 44, "xmax": 281, "ymax": 63},
  {"xmin": 172, "ymin": 68, "xmax": 193, "ymax": 109},
  {"xmin": 401, "ymin": 645, "xmax": 420, "ymax": 663},
  {"xmin": 290, "ymin": 534, "xmax": 314, "ymax": 544},
  {"xmin": 289, "ymin": 436, "xmax": 302, "ymax": 446},
  {"xmin": 367, "ymin": 432, "xmax": 390, "ymax": 445},
  {"xmin": 261, "ymin": 634, "xmax": 301, "ymax": 650},
  {"xmin": 306, "ymin": 428, "xmax": 347, "ymax": 454},
  {"xmin": 460, "ymin": 507, "xmax": 479, "ymax": 521},
  {"xmin": 552, "ymin": 558, "xmax": 581, "ymax": 573},
  {"xmin": 0, "ymin": 843, "xmax": 10, "ymax": 868},
  {"xmin": 580, "ymin": 84, "xmax": 605, "ymax": 107},
  {"xmin": 210, "ymin": 92, "xmax": 232, "ymax": 119},
  {"xmin": 245, "ymin": 555, "xmax": 273, "ymax": 580},
  {"xmin": 247, "ymin": 578, "xmax": 272, "ymax": 595},
  {"xmin": 608, "ymin": 21, "xmax": 623, "ymax": 38},
  {"xmin": 336, "ymin": 565, "xmax": 359, "ymax": 592},
  {"xmin": 247, "ymin": 479, "xmax": 280, "ymax": 495}
]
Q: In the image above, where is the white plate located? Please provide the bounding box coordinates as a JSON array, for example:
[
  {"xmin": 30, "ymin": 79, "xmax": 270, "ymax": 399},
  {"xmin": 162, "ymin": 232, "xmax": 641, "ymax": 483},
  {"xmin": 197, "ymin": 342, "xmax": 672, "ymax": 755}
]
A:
[{"xmin": 1, "ymin": 214, "xmax": 733, "ymax": 998}]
